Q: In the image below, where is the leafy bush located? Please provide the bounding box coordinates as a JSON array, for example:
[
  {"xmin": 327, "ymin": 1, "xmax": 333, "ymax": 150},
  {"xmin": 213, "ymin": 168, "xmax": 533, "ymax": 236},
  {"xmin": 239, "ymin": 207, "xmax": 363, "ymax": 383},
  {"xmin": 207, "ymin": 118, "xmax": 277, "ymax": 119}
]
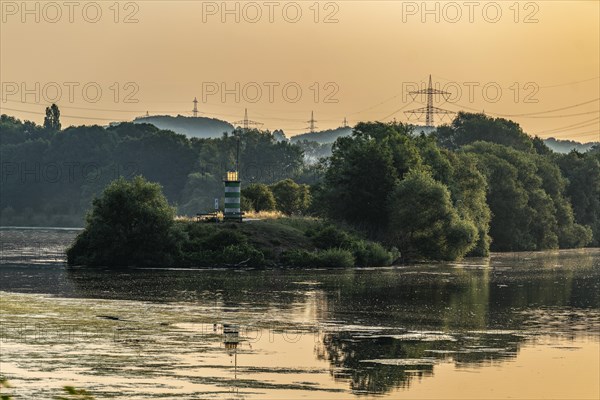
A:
[
  {"xmin": 242, "ymin": 183, "xmax": 277, "ymax": 212},
  {"xmin": 309, "ymin": 225, "xmax": 352, "ymax": 249},
  {"xmin": 280, "ymin": 249, "xmax": 317, "ymax": 268},
  {"xmin": 202, "ymin": 229, "xmax": 247, "ymax": 250},
  {"xmin": 314, "ymin": 248, "xmax": 355, "ymax": 268},
  {"xmin": 351, "ymin": 241, "xmax": 393, "ymax": 267},
  {"xmin": 270, "ymin": 179, "xmax": 311, "ymax": 215},
  {"xmin": 67, "ymin": 176, "xmax": 178, "ymax": 267},
  {"xmin": 220, "ymin": 244, "xmax": 265, "ymax": 267},
  {"xmin": 281, "ymin": 248, "xmax": 354, "ymax": 268},
  {"xmin": 307, "ymin": 223, "xmax": 394, "ymax": 266},
  {"xmin": 240, "ymin": 195, "xmax": 254, "ymax": 212}
]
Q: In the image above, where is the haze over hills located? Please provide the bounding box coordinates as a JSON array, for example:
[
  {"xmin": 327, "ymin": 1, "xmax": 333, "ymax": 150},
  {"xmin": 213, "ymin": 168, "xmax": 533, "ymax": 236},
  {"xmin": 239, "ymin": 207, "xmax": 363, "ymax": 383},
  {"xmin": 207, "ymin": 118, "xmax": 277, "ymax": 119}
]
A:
[
  {"xmin": 289, "ymin": 125, "xmax": 439, "ymax": 143},
  {"xmin": 290, "ymin": 127, "xmax": 353, "ymax": 144},
  {"xmin": 133, "ymin": 115, "xmax": 234, "ymax": 138},
  {"xmin": 543, "ymin": 137, "xmax": 599, "ymax": 154},
  {"xmin": 129, "ymin": 115, "xmax": 597, "ymax": 154},
  {"xmin": 289, "ymin": 125, "xmax": 597, "ymax": 154}
]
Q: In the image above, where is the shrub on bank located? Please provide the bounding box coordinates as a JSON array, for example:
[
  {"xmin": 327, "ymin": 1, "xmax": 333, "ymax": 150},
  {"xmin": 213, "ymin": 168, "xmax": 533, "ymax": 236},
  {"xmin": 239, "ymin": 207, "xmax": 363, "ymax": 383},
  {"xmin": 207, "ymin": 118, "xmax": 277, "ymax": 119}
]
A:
[
  {"xmin": 351, "ymin": 241, "xmax": 393, "ymax": 267},
  {"xmin": 280, "ymin": 248, "xmax": 355, "ymax": 268},
  {"xmin": 306, "ymin": 224, "xmax": 396, "ymax": 267},
  {"xmin": 67, "ymin": 176, "xmax": 179, "ymax": 267},
  {"xmin": 315, "ymin": 248, "xmax": 355, "ymax": 268},
  {"xmin": 310, "ymin": 225, "xmax": 353, "ymax": 249}
]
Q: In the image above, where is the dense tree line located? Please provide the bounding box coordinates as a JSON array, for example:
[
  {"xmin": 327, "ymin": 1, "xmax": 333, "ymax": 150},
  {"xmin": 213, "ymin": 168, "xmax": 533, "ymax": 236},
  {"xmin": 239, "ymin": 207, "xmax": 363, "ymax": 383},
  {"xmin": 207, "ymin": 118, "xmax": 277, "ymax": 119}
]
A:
[
  {"xmin": 0, "ymin": 113, "xmax": 305, "ymax": 226},
  {"xmin": 2, "ymin": 109, "xmax": 599, "ymax": 260},
  {"xmin": 315, "ymin": 121, "xmax": 491, "ymax": 259},
  {"xmin": 314, "ymin": 113, "xmax": 598, "ymax": 258}
]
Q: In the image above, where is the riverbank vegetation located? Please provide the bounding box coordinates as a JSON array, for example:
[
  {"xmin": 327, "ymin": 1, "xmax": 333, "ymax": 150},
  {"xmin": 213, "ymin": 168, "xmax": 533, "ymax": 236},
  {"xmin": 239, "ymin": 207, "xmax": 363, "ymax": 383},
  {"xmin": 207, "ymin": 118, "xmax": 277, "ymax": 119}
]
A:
[
  {"xmin": 66, "ymin": 177, "xmax": 398, "ymax": 267},
  {"xmin": 3, "ymin": 109, "xmax": 599, "ymax": 263},
  {"xmin": 314, "ymin": 117, "xmax": 595, "ymax": 258}
]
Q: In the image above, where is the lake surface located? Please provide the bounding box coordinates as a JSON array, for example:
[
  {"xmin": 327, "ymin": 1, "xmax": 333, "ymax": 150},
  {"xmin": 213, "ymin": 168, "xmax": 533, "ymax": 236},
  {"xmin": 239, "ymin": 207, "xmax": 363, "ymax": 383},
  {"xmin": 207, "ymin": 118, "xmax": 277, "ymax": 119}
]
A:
[{"xmin": 1, "ymin": 228, "xmax": 599, "ymax": 399}]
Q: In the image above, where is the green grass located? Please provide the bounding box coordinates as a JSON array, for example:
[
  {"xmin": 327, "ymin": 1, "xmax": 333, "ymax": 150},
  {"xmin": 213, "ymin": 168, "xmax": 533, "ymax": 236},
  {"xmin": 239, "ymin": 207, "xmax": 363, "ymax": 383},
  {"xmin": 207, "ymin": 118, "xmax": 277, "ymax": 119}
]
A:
[
  {"xmin": 237, "ymin": 219, "xmax": 317, "ymax": 253},
  {"xmin": 177, "ymin": 217, "xmax": 397, "ymax": 268}
]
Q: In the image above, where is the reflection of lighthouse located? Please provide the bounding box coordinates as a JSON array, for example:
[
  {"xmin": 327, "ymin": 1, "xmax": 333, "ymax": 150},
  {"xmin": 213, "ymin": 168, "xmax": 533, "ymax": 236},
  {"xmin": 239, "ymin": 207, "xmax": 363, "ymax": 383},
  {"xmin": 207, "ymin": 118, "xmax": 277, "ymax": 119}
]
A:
[{"xmin": 223, "ymin": 324, "xmax": 240, "ymax": 379}]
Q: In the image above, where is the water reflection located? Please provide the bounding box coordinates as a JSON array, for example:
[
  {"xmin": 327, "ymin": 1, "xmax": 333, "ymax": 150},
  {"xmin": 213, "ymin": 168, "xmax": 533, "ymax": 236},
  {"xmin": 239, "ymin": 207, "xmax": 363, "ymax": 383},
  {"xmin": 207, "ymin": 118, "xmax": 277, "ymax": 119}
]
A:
[
  {"xmin": 1, "ymin": 229, "xmax": 599, "ymax": 398},
  {"xmin": 315, "ymin": 328, "xmax": 526, "ymax": 394}
]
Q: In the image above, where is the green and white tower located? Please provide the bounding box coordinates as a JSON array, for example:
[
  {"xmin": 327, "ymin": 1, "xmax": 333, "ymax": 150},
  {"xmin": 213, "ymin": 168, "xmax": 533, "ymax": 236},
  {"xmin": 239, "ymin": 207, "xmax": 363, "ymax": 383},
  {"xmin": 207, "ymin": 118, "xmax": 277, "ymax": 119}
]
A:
[
  {"xmin": 224, "ymin": 170, "xmax": 242, "ymax": 222},
  {"xmin": 223, "ymin": 132, "xmax": 242, "ymax": 222}
]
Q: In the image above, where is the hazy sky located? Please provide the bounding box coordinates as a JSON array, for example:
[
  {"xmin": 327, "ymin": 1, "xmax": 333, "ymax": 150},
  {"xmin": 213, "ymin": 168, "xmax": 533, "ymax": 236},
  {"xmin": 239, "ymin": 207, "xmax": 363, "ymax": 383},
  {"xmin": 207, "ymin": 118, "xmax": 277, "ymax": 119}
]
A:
[{"xmin": 1, "ymin": 0, "xmax": 599, "ymax": 141}]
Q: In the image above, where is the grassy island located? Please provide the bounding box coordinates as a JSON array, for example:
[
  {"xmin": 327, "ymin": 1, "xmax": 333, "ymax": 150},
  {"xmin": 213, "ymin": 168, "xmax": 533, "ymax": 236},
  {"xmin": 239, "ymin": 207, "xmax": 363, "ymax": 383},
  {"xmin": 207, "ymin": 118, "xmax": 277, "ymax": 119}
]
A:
[{"xmin": 66, "ymin": 177, "xmax": 398, "ymax": 268}]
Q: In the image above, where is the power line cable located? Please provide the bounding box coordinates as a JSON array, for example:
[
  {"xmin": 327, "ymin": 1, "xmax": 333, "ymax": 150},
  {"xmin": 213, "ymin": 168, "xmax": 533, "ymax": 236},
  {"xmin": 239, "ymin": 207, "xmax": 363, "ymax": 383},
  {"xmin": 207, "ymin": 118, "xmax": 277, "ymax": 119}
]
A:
[{"xmin": 536, "ymin": 117, "xmax": 600, "ymax": 134}]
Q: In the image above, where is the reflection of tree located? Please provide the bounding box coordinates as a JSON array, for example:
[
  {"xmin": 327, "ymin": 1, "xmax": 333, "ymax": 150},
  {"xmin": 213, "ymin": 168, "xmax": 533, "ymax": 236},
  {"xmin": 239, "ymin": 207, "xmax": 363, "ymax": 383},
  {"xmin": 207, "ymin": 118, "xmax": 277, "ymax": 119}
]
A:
[
  {"xmin": 315, "ymin": 333, "xmax": 433, "ymax": 394},
  {"xmin": 311, "ymin": 252, "xmax": 598, "ymax": 396},
  {"xmin": 443, "ymin": 266, "xmax": 490, "ymax": 330},
  {"xmin": 314, "ymin": 267, "xmax": 493, "ymax": 330},
  {"xmin": 487, "ymin": 250, "xmax": 599, "ymax": 318},
  {"xmin": 315, "ymin": 330, "xmax": 523, "ymax": 395}
]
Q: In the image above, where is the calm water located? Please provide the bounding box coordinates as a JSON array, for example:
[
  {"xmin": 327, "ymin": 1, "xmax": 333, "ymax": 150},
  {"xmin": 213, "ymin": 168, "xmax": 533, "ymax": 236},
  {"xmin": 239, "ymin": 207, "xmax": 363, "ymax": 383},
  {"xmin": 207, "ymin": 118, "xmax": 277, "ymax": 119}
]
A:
[{"xmin": 1, "ymin": 228, "xmax": 599, "ymax": 399}]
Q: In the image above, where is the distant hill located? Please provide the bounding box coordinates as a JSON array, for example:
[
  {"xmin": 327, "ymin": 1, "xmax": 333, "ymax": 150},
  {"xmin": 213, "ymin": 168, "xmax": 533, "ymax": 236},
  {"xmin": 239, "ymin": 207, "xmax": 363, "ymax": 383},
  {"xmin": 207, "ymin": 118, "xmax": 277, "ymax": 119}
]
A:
[
  {"xmin": 290, "ymin": 127, "xmax": 353, "ymax": 144},
  {"xmin": 290, "ymin": 125, "xmax": 437, "ymax": 144},
  {"xmin": 543, "ymin": 137, "xmax": 599, "ymax": 154},
  {"xmin": 131, "ymin": 117, "xmax": 598, "ymax": 155},
  {"xmin": 133, "ymin": 115, "xmax": 233, "ymax": 138}
]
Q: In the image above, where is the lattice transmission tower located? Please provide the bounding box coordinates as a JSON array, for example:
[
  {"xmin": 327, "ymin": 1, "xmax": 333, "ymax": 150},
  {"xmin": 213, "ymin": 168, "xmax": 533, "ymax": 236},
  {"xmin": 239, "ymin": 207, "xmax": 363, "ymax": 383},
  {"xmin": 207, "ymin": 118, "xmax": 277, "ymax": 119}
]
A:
[
  {"xmin": 233, "ymin": 108, "xmax": 263, "ymax": 131},
  {"xmin": 404, "ymin": 75, "xmax": 455, "ymax": 127},
  {"xmin": 192, "ymin": 97, "xmax": 199, "ymax": 117},
  {"xmin": 306, "ymin": 111, "xmax": 318, "ymax": 133}
]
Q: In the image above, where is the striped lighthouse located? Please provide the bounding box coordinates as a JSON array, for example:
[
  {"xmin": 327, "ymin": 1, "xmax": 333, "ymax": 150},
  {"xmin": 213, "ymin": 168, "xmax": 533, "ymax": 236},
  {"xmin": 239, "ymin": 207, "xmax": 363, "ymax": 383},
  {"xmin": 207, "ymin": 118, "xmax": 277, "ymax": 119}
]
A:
[{"xmin": 224, "ymin": 171, "xmax": 242, "ymax": 222}]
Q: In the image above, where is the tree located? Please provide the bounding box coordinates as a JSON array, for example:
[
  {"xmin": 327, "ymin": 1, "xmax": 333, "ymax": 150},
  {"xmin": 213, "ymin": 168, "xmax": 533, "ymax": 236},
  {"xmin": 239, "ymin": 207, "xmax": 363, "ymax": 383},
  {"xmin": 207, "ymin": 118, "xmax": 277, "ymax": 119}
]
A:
[
  {"xmin": 406, "ymin": 135, "xmax": 491, "ymax": 256},
  {"xmin": 241, "ymin": 183, "xmax": 276, "ymax": 212},
  {"xmin": 387, "ymin": 169, "xmax": 478, "ymax": 260},
  {"xmin": 270, "ymin": 179, "xmax": 311, "ymax": 215},
  {"xmin": 556, "ymin": 150, "xmax": 600, "ymax": 245},
  {"xmin": 444, "ymin": 151, "xmax": 492, "ymax": 256},
  {"xmin": 67, "ymin": 176, "xmax": 179, "ymax": 267},
  {"xmin": 178, "ymin": 172, "xmax": 222, "ymax": 215},
  {"xmin": 322, "ymin": 122, "xmax": 420, "ymax": 234},
  {"xmin": 465, "ymin": 141, "xmax": 592, "ymax": 251},
  {"xmin": 435, "ymin": 112, "xmax": 533, "ymax": 152},
  {"xmin": 44, "ymin": 103, "xmax": 61, "ymax": 131},
  {"xmin": 236, "ymin": 128, "xmax": 304, "ymax": 183}
]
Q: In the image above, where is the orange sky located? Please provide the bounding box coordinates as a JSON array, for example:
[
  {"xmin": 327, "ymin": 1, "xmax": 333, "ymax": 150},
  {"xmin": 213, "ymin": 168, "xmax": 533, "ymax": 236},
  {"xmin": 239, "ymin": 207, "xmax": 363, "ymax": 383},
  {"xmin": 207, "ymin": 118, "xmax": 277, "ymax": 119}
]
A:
[{"xmin": 1, "ymin": 0, "xmax": 599, "ymax": 142}]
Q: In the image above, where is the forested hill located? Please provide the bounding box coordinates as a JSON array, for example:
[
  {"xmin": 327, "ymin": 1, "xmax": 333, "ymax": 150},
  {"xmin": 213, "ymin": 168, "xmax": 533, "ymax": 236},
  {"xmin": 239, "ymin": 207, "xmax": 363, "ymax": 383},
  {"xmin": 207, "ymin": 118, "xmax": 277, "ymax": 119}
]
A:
[
  {"xmin": 133, "ymin": 115, "xmax": 234, "ymax": 138},
  {"xmin": 292, "ymin": 126, "xmax": 595, "ymax": 148},
  {"xmin": 290, "ymin": 127, "xmax": 352, "ymax": 144},
  {"xmin": 290, "ymin": 125, "xmax": 437, "ymax": 144},
  {"xmin": 0, "ymin": 115, "xmax": 305, "ymax": 227},
  {"xmin": 543, "ymin": 137, "xmax": 599, "ymax": 154},
  {"xmin": 292, "ymin": 126, "xmax": 597, "ymax": 163}
]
